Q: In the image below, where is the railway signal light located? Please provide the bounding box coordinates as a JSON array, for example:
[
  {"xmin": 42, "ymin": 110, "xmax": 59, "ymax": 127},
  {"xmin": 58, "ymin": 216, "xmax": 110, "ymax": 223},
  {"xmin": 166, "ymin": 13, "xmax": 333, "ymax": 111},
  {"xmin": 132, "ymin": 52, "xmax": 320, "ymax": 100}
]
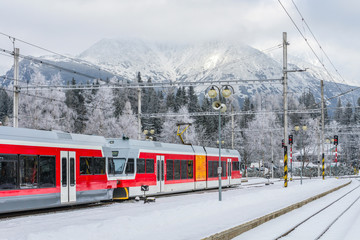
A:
[
  {"xmin": 282, "ymin": 139, "xmax": 284, "ymax": 148},
  {"xmin": 334, "ymin": 135, "xmax": 338, "ymax": 145},
  {"xmin": 289, "ymin": 135, "xmax": 293, "ymax": 145}
]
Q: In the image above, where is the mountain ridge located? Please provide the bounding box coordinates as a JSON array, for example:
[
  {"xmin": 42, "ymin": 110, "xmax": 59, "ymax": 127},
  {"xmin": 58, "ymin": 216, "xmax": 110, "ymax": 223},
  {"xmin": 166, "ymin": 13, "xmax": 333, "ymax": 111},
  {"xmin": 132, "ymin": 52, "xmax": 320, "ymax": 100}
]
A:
[{"xmin": 2, "ymin": 38, "xmax": 359, "ymax": 114}]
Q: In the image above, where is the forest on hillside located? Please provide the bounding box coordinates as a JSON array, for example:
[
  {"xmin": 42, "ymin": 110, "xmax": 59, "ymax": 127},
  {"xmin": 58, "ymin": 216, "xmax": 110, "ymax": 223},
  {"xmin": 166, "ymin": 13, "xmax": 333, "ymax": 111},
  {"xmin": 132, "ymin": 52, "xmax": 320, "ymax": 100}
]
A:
[{"xmin": 1, "ymin": 71, "xmax": 359, "ymax": 173}]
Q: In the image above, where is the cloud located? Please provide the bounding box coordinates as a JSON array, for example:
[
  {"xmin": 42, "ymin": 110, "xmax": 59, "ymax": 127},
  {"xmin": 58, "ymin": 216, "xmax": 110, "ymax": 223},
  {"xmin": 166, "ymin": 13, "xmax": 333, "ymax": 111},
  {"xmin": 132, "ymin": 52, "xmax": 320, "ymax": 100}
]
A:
[{"xmin": 0, "ymin": 0, "xmax": 359, "ymax": 84}]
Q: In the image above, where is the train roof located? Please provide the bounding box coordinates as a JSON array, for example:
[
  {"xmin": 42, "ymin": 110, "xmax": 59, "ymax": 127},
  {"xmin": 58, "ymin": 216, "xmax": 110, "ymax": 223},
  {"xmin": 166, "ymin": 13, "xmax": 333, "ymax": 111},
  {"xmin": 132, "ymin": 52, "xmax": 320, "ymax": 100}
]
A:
[
  {"xmin": 0, "ymin": 126, "xmax": 107, "ymax": 148},
  {"xmin": 107, "ymin": 138, "xmax": 240, "ymax": 158},
  {"xmin": 108, "ymin": 138, "xmax": 194, "ymax": 154}
]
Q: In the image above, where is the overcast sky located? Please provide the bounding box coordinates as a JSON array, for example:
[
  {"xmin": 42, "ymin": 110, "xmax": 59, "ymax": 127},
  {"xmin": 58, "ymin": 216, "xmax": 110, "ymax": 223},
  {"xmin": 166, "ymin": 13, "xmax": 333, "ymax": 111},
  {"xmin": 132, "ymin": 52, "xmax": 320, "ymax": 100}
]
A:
[{"xmin": 1, "ymin": 0, "xmax": 359, "ymax": 85}]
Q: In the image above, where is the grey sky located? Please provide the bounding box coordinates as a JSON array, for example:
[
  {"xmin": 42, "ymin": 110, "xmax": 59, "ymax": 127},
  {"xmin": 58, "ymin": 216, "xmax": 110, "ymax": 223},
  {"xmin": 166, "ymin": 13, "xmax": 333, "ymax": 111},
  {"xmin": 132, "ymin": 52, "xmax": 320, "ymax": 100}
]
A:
[{"xmin": 1, "ymin": 0, "xmax": 359, "ymax": 85}]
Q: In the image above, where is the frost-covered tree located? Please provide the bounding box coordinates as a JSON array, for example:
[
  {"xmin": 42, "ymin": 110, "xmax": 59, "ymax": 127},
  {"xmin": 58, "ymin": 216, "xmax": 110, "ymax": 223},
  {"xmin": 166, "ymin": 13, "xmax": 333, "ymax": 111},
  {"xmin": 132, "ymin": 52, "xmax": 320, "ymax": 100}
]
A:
[
  {"xmin": 0, "ymin": 88, "xmax": 12, "ymax": 124},
  {"xmin": 244, "ymin": 111, "xmax": 281, "ymax": 172},
  {"xmin": 84, "ymin": 87, "xmax": 117, "ymax": 136},
  {"xmin": 18, "ymin": 72, "xmax": 75, "ymax": 131},
  {"xmin": 159, "ymin": 110, "xmax": 180, "ymax": 144},
  {"xmin": 158, "ymin": 106, "xmax": 198, "ymax": 144},
  {"xmin": 116, "ymin": 101, "xmax": 139, "ymax": 139}
]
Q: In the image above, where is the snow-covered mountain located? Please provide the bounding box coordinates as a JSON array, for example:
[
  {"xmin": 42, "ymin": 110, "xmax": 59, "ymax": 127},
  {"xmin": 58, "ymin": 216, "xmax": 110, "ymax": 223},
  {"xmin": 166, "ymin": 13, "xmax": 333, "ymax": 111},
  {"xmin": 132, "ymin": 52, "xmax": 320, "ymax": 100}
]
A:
[
  {"xmin": 2, "ymin": 38, "xmax": 359, "ymax": 111},
  {"xmin": 78, "ymin": 39, "xmax": 360, "ymax": 107}
]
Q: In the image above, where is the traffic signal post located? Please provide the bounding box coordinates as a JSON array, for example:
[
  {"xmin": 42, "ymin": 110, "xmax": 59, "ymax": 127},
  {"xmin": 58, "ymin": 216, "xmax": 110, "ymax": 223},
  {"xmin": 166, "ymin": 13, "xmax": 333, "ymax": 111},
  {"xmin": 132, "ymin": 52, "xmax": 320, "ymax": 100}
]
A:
[
  {"xmin": 334, "ymin": 135, "xmax": 338, "ymax": 176},
  {"xmin": 289, "ymin": 135, "xmax": 293, "ymax": 181}
]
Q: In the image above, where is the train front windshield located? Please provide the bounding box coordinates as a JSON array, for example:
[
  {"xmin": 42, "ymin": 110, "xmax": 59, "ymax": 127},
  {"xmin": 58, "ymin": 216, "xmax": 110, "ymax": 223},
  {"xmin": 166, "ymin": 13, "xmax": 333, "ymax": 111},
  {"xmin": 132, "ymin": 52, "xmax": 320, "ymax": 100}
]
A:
[{"xmin": 113, "ymin": 158, "xmax": 126, "ymax": 174}]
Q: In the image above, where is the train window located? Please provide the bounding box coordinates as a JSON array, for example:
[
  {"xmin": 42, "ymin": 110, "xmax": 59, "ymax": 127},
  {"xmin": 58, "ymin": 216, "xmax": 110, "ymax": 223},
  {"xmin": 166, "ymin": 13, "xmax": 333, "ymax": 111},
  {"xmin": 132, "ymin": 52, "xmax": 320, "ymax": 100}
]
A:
[
  {"xmin": 38, "ymin": 156, "xmax": 56, "ymax": 188},
  {"xmin": 222, "ymin": 162, "xmax": 226, "ymax": 177},
  {"xmin": 146, "ymin": 159, "xmax": 154, "ymax": 173},
  {"xmin": 166, "ymin": 160, "xmax": 173, "ymax": 180},
  {"xmin": 113, "ymin": 158, "xmax": 126, "ymax": 174},
  {"xmin": 181, "ymin": 160, "xmax": 187, "ymax": 179},
  {"xmin": 137, "ymin": 158, "xmax": 145, "ymax": 174},
  {"xmin": 70, "ymin": 158, "xmax": 75, "ymax": 185},
  {"xmin": 80, "ymin": 157, "xmax": 92, "ymax": 175},
  {"xmin": 232, "ymin": 161, "xmax": 240, "ymax": 171},
  {"xmin": 19, "ymin": 155, "xmax": 38, "ymax": 189},
  {"xmin": 208, "ymin": 161, "xmax": 214, "ymax": 178},
  {"xmin": 0, "ymin": 154, "xmax": 18, "ymax": 190},
  {"xmin": 93, "ymin": 158, "xmax": 106, "ymax": 175},
  {"xmin": 187, "ymin": 160, "xmax": 193, "ymax": 179},
  {"xmin": 209, "ymin": 161, "xmax": 220, "ymax": 178},
  {"xmin": 212, "ymin": 161, "xmax": 215, "ymax": 178},
  {"xmin": 62, "ymin": 157, "xmax": 67, "ymax": 187},
  {"xmin": 174, "ymin": 160, "xmax": 180, "ymax": 180},
  {"xmin": 125, "ymin": 158, "xmax": 134, "ymax": 174},
  {"xmin": 108, "ymin": 157, "xmax": 115, "ymax": 175}
]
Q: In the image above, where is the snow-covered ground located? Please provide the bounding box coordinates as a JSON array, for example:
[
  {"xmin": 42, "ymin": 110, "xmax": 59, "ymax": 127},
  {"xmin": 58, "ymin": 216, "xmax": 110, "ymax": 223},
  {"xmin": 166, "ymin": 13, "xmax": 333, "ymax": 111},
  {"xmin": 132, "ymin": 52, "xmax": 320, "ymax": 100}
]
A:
[
  {"xmin": 0, "ymin": 178, "xmax": 353, "ymax": 240},
  {"xmin": 236, "ymin": 178, "xmax": 360, "ymax": 240}
]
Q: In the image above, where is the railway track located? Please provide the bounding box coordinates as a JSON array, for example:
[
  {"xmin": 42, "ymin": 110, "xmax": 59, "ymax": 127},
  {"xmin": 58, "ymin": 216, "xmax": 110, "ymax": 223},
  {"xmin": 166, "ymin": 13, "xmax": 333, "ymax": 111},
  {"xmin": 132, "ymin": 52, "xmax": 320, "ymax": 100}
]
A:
[{"xmin": 275, "ymin": 180, "xmax": 360, "ymax": 239}]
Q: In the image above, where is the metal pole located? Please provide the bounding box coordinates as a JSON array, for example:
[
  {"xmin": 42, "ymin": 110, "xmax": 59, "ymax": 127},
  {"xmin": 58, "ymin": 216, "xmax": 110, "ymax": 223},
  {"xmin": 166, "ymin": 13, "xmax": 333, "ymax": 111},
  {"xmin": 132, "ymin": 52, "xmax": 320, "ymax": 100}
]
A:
[
  {"xmin": 284, "ymin": 146, "xmax": 288, "ymax": 187},
  {"xmin": 322, "ymin": 153, "xmax": 325, "ymax": 180},
  {"xmin": 231, "ymin": 105, "xmax": 234, "ymax": 149},
  {"xmin": 290, "ymin": 143, "xmax": 293, "ymax": 181},
  {"xmin": 320, "ymin": 80, "xmax": 325, "ymax": 177},
  {"xmin": 137, "ymin": 87, "xmax": 141, "ymax": 140},
  {"xmin": 218, "ymin": 108, "xmax": 222, "ymax": 201},
  {"xmin": 283, "ymin": 32, "xmax": 288, "ymax": 188},
  {"xmin": 330, "ymin": 144, "xmax": 332, "ymax": 177},
  {"xmin": 335, "ymin": 145, "xmax": 338, "ymax": 176},
  {"xmin": 13, "ymin": 48, "xmax": 19, "ymax": 128},
  {"xmin": 317, "ymin": 124, "xmax": 321, "ymax": 177},
  {"xmin": 301, "ymin": 133, "xmax": 303, "ymax": 185},
  {"xmin": 271, "ymin": 131, "xmax": 274, "ymax": 179},
  {"xmin": 283, "ymin": 32, "xmax": 288, "ymax": 150}
]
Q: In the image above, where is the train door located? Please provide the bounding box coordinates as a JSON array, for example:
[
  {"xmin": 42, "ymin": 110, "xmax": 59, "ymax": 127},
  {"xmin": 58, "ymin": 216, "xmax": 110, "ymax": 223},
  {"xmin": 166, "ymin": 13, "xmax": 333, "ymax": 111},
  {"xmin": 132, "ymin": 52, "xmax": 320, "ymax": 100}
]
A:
[
  {"xmin": 156, "ymin": 155, "xmax": 165, "ymax": 192},
  {"xmin": 60, "ymin": 151, "xmax": 76, "ymax": 203},
  {"xmin": 227, "ymin": 158, "xmax": 232, "ymax": 185}
]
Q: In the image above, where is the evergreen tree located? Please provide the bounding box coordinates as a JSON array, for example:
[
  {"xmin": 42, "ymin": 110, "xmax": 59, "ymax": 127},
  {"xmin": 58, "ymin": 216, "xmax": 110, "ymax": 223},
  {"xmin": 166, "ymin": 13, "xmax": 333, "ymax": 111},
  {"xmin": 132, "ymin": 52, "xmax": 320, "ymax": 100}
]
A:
[
  {"xmin": 240, "ymin": 97, "xmax": 254, "ymax": 128},
  {"xmin": 334, "ymin": 99, "xmax": 343, "ymax": 124},
  {"xmin": 354, "ymin": 97, "xmax": 360, "ymax": 124},
  {"xmin": 65, "ymin": 78, "xmax": 87, "ymax": 133},
  {"xmin": 141, "ymin": 77, "xmax": 162, "ymax": 138},
  {"xmin": 187, "ymin": 86, "xmax": 200, "ymax": 113},
  {"xmin": 174, "ymin": 87, "xmax": 183, "ymax": 112},
  {"xmin": 165, "ymin": 88, "xmax": 176, "ymax": 111},
  {"xmin": 299, "ymin": 91, "xmax": 319, "ymax": 118},
  {"xmin": 0, "ymin": 89, "xmax": 12, "ymax": 124},
  {"xmin": 342, "ymin": 101, "xmax": 353, "ymax": 126},
  {"xmin": 113, "ymin": 87, "xmax": 129, "ymax": 118}
]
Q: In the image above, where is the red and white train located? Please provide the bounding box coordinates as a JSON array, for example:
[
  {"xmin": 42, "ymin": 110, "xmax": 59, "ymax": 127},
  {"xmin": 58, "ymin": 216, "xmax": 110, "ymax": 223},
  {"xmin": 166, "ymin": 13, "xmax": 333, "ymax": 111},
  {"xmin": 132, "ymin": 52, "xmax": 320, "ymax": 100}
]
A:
[
  {"xmin": 107, "ymin": 137, "xmax": 242, "ymax": 199},
  {"xmin": 0, "ymin": 126, "xmax": 241, "ymax": 214}
]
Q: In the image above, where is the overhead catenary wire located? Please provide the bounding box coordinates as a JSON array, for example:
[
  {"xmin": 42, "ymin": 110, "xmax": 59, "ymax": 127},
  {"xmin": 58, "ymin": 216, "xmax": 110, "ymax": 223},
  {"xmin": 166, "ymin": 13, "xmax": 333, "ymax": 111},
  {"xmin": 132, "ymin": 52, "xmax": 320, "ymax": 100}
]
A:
[
  {"xmin": 289, "ymin": 0, "xmax": 357, "ymax": 109},
  {"xmin": 0, "ymin": 47, "xmax": 111, "ymax": 83},
  {"xmin": 290, "ymin": 0, "xmax": 347, "ymax": 84},
  {"xmin": 277, "ymin": 0, "xmax": 351, "ymax": 104},
  {"xmin": 0, "ymin": 32, "xmax": 121, "ymax": 80}
]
